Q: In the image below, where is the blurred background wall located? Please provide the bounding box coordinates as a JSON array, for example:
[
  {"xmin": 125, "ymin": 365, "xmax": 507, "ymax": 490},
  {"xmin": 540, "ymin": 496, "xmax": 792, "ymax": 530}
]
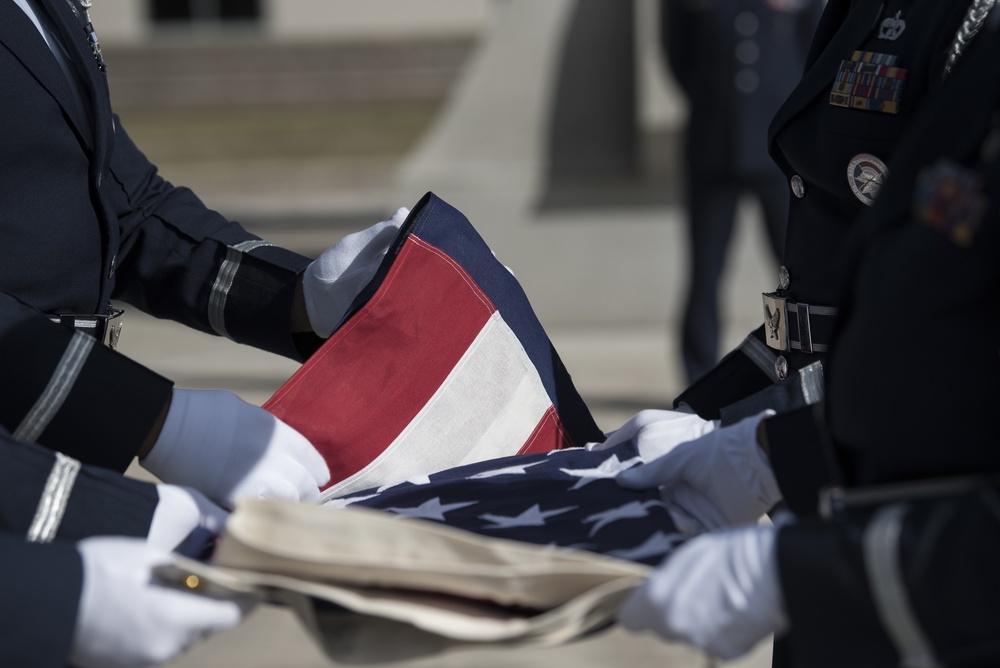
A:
[{"xmin": 93, "ymin": 0, "xmax": 773, "ymax": 400}]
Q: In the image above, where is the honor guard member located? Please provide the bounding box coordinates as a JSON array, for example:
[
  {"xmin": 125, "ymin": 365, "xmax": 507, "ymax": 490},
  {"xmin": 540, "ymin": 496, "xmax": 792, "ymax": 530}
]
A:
[
  {"xmin": 674, "ymin": 0, "xmax": 982, "ymax": 423},
  {"xmin": 660, "ymin": 0, "xmax": 822, "ymax": 383},
  {"xmin": 617, "ymin": 6, "xmax": 1000, "ymax": 665},
  {"xmin": 0, "ymin": 426, "xmax": 248, "ymax": 666},
  {"xmin": 0, "ymin": 0, "xmax": 406, "ymax": 507}
]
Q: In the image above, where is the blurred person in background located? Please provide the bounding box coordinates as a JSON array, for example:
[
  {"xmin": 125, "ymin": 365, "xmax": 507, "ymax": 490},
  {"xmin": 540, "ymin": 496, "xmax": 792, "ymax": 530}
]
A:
[{"xmin": 661, "ymin": 0, "xmax": 822, "ymax": 384}]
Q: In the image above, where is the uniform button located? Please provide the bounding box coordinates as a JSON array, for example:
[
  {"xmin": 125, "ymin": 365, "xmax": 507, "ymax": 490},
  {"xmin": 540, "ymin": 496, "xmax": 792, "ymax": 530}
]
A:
[
  {"xmin": 775, "ymin": 355, "xmax": 789, "ymax": 380},
  {"xmin": 790, "ymin": 175, "xmax": 805, "ymax": 198},
  {"xmin": 735, "ymin": 11, "xmax": 759, "ymax": 35},
  {"xmin": 778, "ymin": 266, "xmax": 790, "ymax": 290}
]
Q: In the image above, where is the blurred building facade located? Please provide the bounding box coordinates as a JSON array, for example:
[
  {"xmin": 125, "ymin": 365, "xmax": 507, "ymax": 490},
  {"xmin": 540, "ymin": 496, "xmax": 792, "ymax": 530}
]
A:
[
  {"xmin": 88, "ymin": 1, "xmax": 773, "ymax": 337},
  {"xmin": 92, "ymin": 0, "xmax": 489, "ymax": 44}
]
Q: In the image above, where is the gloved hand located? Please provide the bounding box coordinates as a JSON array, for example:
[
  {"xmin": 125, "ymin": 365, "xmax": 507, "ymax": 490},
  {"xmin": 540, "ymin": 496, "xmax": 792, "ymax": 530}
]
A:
[
  {"xmin": 587, "ymin": 408, "xmax": 717, "ymax": 460},
  {"xmin": 70, "ymin": 536, "xmax": 252, "ymax": 668},
  {"xmin": 301, "ymin": 207, "xmax": 409, "ymax": 337},
  {"xmin": 146, "ymin": 485, "xmax": 229, "ymax": 552},
  {"xmin": 141, "ymin": 389, "xmax": 330, "ymax": 509},
  {"xmin": 616, "ymin": 410, "xmax": 780, "ymax": 533},
  {"xmin": 618, "ymin": 524, "xmax": 788, "ymax": 661}
]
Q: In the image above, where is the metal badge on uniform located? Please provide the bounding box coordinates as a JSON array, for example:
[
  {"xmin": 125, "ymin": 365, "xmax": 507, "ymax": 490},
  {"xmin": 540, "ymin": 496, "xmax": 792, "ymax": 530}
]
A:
[
  {"xmin": 847, "ymin": 153, "xmax": 889, "ymax": 206},
  {"xmin": 912, "ymin": 159, "xmax": 986, "ymax": 247},
  {"xmin": 877, "ymin": 12, "xmax": 906, "ymax": 40},
  {"xmin": 829, "ymin": 51, "xmax": 907, "ymax": 115},
  {"xmin": 761, "ymin": 292, "xmax": 788, "ymax": 351},
  {"xmin": 65, "ymin": 0, "xmax": 105, "ymax": 71},
  {"xmin": 85, "ymin": 20, "xmax": 106, "ymax": 72}
]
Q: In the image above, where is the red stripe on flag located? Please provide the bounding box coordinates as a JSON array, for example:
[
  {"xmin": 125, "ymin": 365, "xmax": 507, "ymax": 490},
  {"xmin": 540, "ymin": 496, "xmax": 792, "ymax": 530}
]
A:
[
  {"xmin": 265, "ymin": 235, "xmax": 496, "ymax": 485},
  {"xmin": 517, "ymin": 405, "xmax": 573, "ymax": 455}
]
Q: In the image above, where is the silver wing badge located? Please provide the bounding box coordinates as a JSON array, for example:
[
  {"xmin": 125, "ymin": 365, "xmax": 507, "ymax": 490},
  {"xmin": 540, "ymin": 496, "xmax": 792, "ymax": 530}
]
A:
[{"xmin": 765, "ymin": 305, "xmax": 781, "ymax": 340}]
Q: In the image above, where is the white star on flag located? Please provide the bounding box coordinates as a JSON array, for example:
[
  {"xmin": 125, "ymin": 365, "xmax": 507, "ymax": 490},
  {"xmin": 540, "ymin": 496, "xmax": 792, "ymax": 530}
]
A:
[
  {"xmin": 561, "ymin": 454, "xmax": 643, "ymax": 490},
  {"xmin": 480, "ymin": 503, "xmax": 577, "ymax": 529},
  {"xmin": 608, "ymin": 531, "xmax": 687, "ymax": 562},
  {"xmin": 387, "ymin": 497, "xmax": 478, "ymax": 521},
  {"xmin": 583, "ymin": 500, "xmax": 666, "ymax": 537},
  {"xmin": 467, "ymin": 459, "xmax": 547, "ymax": 479},
  {"xmin": 377, "ymin": 474, "xmax": 432, "ymax": 493}
]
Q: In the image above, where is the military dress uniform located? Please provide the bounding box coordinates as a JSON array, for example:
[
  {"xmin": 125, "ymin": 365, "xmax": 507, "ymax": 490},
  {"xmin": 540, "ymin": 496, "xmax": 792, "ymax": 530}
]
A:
[
  {"xmin": 661, "ymin": 0, "xmax": 821, "ymax": 383},
  {"xmin": 764, "ymin": 8, "xmax": 1000, "ymax": 666},
  {"xmin": 0, "ymin": 0, "xmax": 315, "ymax": 473},
  {"xmin": 675, "ymin": 0, "xmax": 975, "ymax": 421},
  {"xmin": 0, "ymin": 425, "xmax": 161, "ymax": 666}
]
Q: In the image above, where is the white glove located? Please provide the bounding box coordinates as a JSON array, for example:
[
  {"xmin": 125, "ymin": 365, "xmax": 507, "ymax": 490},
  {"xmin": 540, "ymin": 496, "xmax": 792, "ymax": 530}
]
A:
[
  {"xmin": 618, "ymin": 524, "xmax": 788, "ymax": 661},
  {"xmin": 147, "ymin": 485, "xmax": 229, "ymax": 552},
  {"xmin": 70, "ymin": 536, "xmax": 251, "ymax": 668},
  {"xmin": 301, "ymin": 207, "xmax": 409, "ymax": 337},
  {"xmin": 141, "ymin": 389, "xmax": 330, "ymax": 509},
  {"xmin": 616, "ymin": 410, "xmax": 780, "ymax": 533},
  {"xmin": 587, "ymin": 408, "xmax": 717, "ymax": 460}
]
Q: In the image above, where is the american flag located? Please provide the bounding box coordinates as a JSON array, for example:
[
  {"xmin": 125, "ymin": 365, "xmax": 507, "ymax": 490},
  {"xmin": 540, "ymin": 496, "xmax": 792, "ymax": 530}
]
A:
[
  {"xmin": 265, "ymin": 193, "xmax": 604, "ymax": 500},
  {"xmin": 326, "ymin": 439, "xmax": 687, "ymax": 568}
]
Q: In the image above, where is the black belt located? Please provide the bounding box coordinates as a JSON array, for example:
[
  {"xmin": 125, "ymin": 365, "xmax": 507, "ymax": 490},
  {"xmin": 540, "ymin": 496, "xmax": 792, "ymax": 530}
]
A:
[
  {"xmin": 761, "ymin": 293, "xmax": 837, "ymax": 354},
  {"xmin": 50, "ymin": 308, "xmax": 124, "ymax": 350}
]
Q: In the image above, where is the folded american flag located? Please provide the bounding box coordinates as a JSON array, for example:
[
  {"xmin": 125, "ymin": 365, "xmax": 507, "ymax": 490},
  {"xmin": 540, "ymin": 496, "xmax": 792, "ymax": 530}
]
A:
[
  {"xmin": 327, "ymin": 439, "xmax": 686, "ymax": 567},
  {"xmin": 265, "ymin": 193, "xmax": 604, "ymax": 500}
]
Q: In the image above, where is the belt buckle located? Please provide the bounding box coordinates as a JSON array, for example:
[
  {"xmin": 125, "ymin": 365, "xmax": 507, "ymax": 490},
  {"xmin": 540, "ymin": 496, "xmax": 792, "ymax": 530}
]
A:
[
  {"xmin": 51, "ymin": 308, "xmax": 124, "ymax": 350},
  {"xmin": 762, "ymin": 292, "xmax": 788, "ymax": 351},
  {"xmin": 103, "ymin": 308, "xmax": 124, "ymax": 350}
]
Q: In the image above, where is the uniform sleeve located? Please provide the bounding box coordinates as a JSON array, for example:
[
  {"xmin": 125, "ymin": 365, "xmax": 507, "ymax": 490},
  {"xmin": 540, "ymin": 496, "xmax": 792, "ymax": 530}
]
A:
[
  {"xmin": 0, "ymin": 430, "xmax": 158, "ymax": 542},
  {"xmin": 673, "ymin": 326, "xmax": 779, "ymax": 419},
  {"xmin": 776, "ymin": 489, "xmax": 1000, "ymax": 667},
  {"xmin": 105, "ymin": 115, "xmax": 313, "ymax": 360},
  {"xmin": 763, "ymin": 402, "xmax": 838, "ymax": 517},
  {"xmin": 0, "ymin": 292, "xmax": 172, "ymax": 471},
  {"xmin": 0, "ymin": 535, "xmax": 83, "ymax": 668}
]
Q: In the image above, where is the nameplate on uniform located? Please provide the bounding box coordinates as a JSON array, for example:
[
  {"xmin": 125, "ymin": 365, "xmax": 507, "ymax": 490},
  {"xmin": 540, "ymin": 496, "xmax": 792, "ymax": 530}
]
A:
[
  {"xmin": 829, "ymin": 51, "xmax": 907, "ymax": 115},
  {"xmin": 913, "ymin": 159, "xmax": 986, "ymax": 247}
]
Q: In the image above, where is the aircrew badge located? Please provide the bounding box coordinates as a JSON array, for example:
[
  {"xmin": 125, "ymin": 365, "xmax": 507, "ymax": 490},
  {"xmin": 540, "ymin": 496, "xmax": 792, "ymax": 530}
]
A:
[
  {"xmin": 912, "ymin": 159, "xmax": 986, "ymax": 247},
  {"xmin": 830, "ymin": 51, "xmax": 907, "ymax": 114},
  {"xmin": 848, "ymin": 153, "xmax": 889, "ymax": 206},
  {"xmin": 877, "ymin": 11, "xmax": 906, "ymax": 41}
]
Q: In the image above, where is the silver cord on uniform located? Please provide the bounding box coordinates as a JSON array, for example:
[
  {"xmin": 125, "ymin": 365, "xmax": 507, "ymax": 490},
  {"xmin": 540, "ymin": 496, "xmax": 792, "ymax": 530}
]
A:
[{"xmin": 943, "ymin": 0, "xmax": 999, "ymax": 79}]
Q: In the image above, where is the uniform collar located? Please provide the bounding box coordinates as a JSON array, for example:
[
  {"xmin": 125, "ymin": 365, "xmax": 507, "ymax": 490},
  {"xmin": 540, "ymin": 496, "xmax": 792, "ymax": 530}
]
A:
[
  {"xmin": 0, "ymin": 0, "xmax": 94, "ymax": 149},
  {"xmin": 39, "ymin": 0, "xmax": 114, "ymax": 162}
]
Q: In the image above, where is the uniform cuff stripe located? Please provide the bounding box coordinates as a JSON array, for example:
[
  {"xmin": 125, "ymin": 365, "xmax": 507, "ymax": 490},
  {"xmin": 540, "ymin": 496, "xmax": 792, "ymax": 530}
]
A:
[
  {"xmin": 13, "ymin": 332, "xmax": 95, "ymax": 443},
  {"xmin": 208, "ymin": 240, "xmax": 274, "ymax": 338},
  {"xmin": 27, "ymin": 452, "xmax": 81, "ymax": 543},
  {"xmin": 862, "ymin": 503, "xmax": 942, "ymax": 668}
]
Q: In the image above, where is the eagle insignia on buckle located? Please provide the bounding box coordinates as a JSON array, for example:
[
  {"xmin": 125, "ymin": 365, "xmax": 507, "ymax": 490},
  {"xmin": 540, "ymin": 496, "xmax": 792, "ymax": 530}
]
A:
[{"xmin": 762, "ymin": 293, "xmax": 788, "ymax": 351}]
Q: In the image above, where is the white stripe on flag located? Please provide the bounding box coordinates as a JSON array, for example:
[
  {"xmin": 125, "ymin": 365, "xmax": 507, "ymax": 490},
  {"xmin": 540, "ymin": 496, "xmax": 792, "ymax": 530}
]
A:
[{"xmin": 322, "ymin": 311, "xmax": 553, "ymax": 499}]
